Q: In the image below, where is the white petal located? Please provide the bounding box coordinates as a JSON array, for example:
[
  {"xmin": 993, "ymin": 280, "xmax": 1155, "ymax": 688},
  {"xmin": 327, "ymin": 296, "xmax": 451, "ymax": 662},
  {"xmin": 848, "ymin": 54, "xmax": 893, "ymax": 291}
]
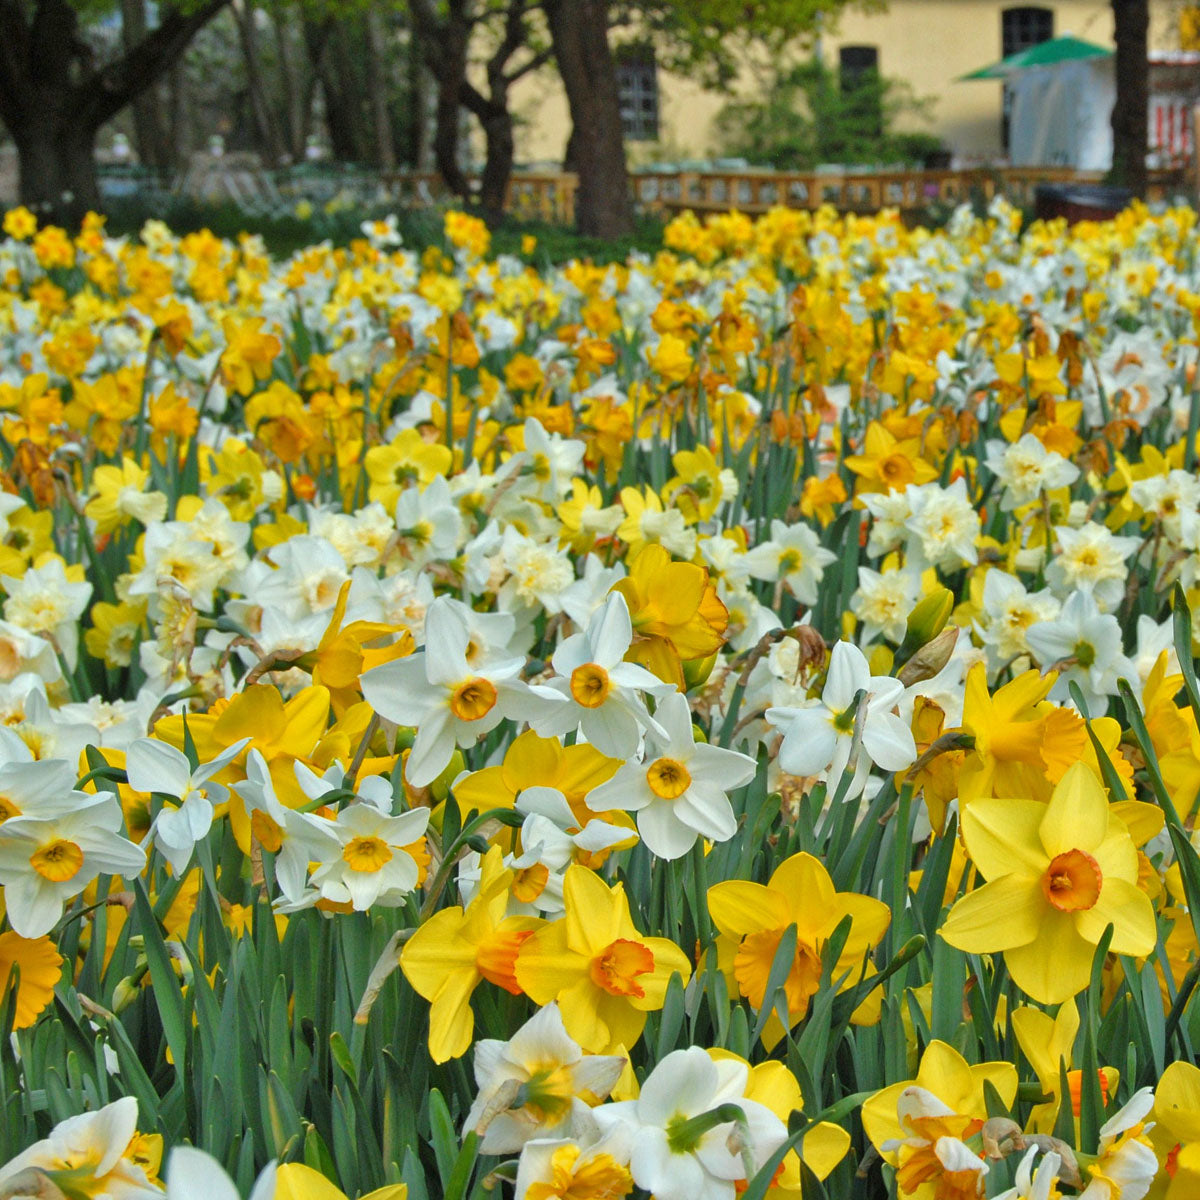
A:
[
  {"xmin": 125, "ymin": 738, "xmax": 192, "ymax": 797},
  {"xmin": 776, "ymin": 710, "xmax": 837, "ymax": 777}
]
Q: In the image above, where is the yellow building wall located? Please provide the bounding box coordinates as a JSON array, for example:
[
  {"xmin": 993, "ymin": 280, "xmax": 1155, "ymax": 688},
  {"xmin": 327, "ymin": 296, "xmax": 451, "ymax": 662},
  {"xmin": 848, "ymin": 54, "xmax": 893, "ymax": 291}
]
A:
[{"xmin": 506, "ymin": 0, "xmax": 1184, "ymax": 167}]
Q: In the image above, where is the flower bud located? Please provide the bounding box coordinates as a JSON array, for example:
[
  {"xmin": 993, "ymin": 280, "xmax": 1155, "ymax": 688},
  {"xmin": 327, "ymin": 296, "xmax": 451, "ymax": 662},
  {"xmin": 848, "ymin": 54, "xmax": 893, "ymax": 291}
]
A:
[
  {"xmin": 896, "ymin": 586, "xmax": 954, "ymax": 666},
  {"xmin": 897, "ymin": 626, "xmax": 959, "ymax": 687},
  {"xmin": 682, "ymin": 651, "xmax": 717, "ymax": 691}
]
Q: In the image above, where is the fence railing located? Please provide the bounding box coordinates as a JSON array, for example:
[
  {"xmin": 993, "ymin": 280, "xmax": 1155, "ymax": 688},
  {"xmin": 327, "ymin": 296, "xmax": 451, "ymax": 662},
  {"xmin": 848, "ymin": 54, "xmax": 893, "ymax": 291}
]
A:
[{"xmin": 97, "ymin": 161, "xmax": 1191, "ymax": 226}]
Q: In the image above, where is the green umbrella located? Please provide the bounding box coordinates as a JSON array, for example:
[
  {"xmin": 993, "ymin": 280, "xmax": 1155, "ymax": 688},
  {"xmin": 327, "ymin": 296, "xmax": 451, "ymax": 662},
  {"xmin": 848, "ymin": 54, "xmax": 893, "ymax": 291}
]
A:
[{"xmin": 959, "ymin": 34, "xmax": 1112, "ymax": 80}]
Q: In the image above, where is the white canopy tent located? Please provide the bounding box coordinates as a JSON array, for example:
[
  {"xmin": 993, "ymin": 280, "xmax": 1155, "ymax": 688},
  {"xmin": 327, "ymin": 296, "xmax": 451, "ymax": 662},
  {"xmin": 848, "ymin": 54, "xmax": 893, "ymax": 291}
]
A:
[
  {"xmin": 1007, "ymin": 58, "xmax": 1115, "ymax": 169},
  {"xmin": 963, "ymin": 41, "xmax": 1200, "ymax": 170}
]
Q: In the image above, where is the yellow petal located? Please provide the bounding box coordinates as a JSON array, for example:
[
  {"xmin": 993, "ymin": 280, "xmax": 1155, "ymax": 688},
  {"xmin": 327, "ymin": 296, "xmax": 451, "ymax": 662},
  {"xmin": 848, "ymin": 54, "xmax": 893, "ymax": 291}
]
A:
[
  {"xmin": 629, "ymin": 936, "xmax": 692, "ymax": 1009},
  {"xmin": 961, "ymin": 798, "xmax": 1048, "ymax": 880},
  {"xmin": 562, "ymin": 866, "xmax": 627, "ymax": 953},
  {"xmin": 275, "ymin": 1164, "xmax": 348, "ymax": 1200},
  {"xmin": 861, "ymin": 1081, "xmax": 907, "ymax": 1156},
  {"xmin": 1039, "ymin": 763, "xmax": 1108, "ymax": 858},
  {"xmin": 940, "ymin": 875, "xmax": 1045, "ymax": 953},
  {"xmin": 799, "ymin": 1121, "xmax": 851, "ymax": 1180},
  {"xmin": 707, "ymin": 881, "xmax": 792, "ymax": 939},
  {"xmin": 1003, "ymin": 910, "xmax": 1095, "ymax": 1004},
  {"xmin": 1155, "ymin": 1061, "xmax": 1200, "ymax": 1144},
  {"xmin": 1110, "ymin": 799, "xmax": 1165, "ymax": 846},
  {"xmin": 400, "ymin": 908, "xmax": 476, "ymax": 999},
  {"xmin": 1011, "ymin": 1006, "xmax": 1059, "ymax": 1092},
  {"xmin": 1075, "ymin": 877, "xmax": 1158, "ymax": 957},
  {"xmin": 915, "ymin": 1040, "xmax": 981, "ymax": 1115},
  {"xmin": 513, "ymin": 922, "xmax": 588, "ymax": 1004}
]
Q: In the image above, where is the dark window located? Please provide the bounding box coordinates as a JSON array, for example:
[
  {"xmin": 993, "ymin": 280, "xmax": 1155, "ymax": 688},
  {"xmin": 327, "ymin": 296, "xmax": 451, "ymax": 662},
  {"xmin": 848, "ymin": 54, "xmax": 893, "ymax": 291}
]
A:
[
  {"xmin": 838, "ymin": 45, "xmax": 882, "ymax": 137},
  {"xmin": 1001, "ymin": 7, "xmax": 1054, "ymax": 150},
  {"xmin": 839, "ymin": 45, "xmax": 879, "ymax": 92},
  {"xmin": 1001, "ymin": 5, "xmax": 1054, "ymax": 55},
  {"xmin": 616, "ymin": 46, "xmax": 659, "ymax": 141}
]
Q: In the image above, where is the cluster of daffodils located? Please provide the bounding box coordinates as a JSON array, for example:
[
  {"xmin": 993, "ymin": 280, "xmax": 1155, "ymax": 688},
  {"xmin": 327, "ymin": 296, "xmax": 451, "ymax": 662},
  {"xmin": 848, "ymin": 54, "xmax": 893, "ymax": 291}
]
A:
[{"xmin": 5, "ymin": 195, "xmax": 1200, "ymax": 1200}]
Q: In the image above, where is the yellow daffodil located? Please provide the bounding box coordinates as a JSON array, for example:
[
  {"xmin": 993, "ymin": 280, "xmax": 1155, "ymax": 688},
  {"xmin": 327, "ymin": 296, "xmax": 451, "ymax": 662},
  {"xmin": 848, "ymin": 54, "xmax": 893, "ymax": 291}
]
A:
[
  {"xmin": 708, "ymin": 851, "xmax": 889, "ymax": 1043},
  {"xmin": 401, "ymin": 847, "xmax": 543, "ymax": 1063},
  {"xmin": 861, "ymin": 1039, "xmax": 1018, "ymax": 1166},
  {"xmin": 0, "ymin": 931, "xmax": 62, "ymax": 1028},
  {"xmin": 1011, "ymin": 1002, "xmax": 1117, "ymax": 1133},
  {"xmin": 610, "ymin": 544, "xmax": 728, "ymax": 688},
  {"xmin": 275, "ymin": 1162, "xmax": 407, "ymax": 1200},
  {"xmin": 940, "ymin": 762, "xmax": 1157, "ymax": 1004},
  {"xmin": 514, "ymin": 864, "xmax": 691, "ymax": 1053}
]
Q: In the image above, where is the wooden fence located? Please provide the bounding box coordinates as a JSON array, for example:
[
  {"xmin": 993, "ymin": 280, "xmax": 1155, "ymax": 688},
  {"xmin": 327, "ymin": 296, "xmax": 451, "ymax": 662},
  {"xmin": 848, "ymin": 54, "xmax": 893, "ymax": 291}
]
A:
[
  {"xmin": 97, "ymin": 160, "xmax": 1192, "ymax": 226},
  {"xmin": 380, "ymin": 165, "xmax": 1189, "ymax": 225}
]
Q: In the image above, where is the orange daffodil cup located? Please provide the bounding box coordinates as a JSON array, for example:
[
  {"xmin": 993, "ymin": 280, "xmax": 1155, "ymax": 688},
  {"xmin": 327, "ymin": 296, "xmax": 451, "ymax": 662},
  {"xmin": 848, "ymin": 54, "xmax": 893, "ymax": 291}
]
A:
[{"xmin": 940, "ymin": 762, "xmax": 1157, "ymax": 1004}]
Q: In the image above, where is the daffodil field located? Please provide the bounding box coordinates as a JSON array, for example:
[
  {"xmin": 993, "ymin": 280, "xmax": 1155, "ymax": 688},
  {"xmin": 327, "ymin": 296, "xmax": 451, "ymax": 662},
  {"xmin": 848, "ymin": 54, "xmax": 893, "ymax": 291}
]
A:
[{"xmin": 6, "ymin": 195, "xmax": 1200, "ymax": 1200}]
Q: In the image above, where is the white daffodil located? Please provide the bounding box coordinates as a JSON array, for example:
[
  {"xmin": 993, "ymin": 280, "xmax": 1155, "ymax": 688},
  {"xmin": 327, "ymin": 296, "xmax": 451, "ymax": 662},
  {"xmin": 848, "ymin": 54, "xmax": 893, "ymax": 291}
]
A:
[
  {"xmin": 976, "ymin": 569, "xmax": 1061, "ymax": 670},
  {"xmin": 1130, "ymin": 468, "xmax": 1200, "ymax": 543},
  {"xmin": 231, "ymin": 750, "xmax": 341, "ymax": 906},
  {"xmin": 585, "ymin": 691, "xmax": 754, "ymax": 860},
  {"xmin": 497, "ymin": 526, "xmax": 576, "ymax": 616},
  {"xmin": 880, "ymin": 1087, "xmax": 989, "ymax": 1199},
  {"xmin": 394, "ymin": 475, "xmax": 463, "ymax": 567},
  {"xmin": 984, "ymin": 432, "xmax": 1079, "ymax": 510},
  {"xmin": 0, "ymin": 1097, "xmax": 161, "ymax": 1199},
  {"xmin": 0, "ymin": 740, "xmax": 79, "ymax": 826},
  {"xmin": 861, "ymin": 489, "xmax": 914, "ymax": 558},
  {"xmin": 559, "ymin": 555, "xmax": 627, "ymax": 630},
  {"xmin": 527, "ymin": 591, "xmax": 672, "ymax": 758},
  {"xmin": 293, "ymin": 759, "xmax": 394, "ymax": 814},
  {"xmin": 361, "ymin": 595, "xmax": 532, "ymax": 787},
  {"xmin": 1025, "ymin": 589, "xmax": 1137, "ymax": 713},
  {"xmin": 593, "ymin": 1046, "xmax": 787, "ymax": 1200},
  {"xmin": 0, "ymin": 618, "xmax": 61, "ymax": 685},
  {"xmin": 465, "ymin": 1002, "xmax": 626, "ymax": 1154},
  {"xmin": 851, "ymin": 566, "xmax": 922, "ymax": 645},
  {"xmin": 1131, "ymin": 613, "xmax": 1179, "ymax": 685},
  {"xmin": 458, "ymin": 786, "xmax": 633, "ymax": 916},
  {"xmin": 165, "ymin": 1146, "xmax": 277, "ymax": 1200},
  {"xmin": 1077, "ymin": 1087, "xmax": 1157, "ymax": 1200},
  {"xmin": 741, "ymin": 518, "xmax": 836, "ymax": 606},
  {"xmin": 1, "ymin": 557, "xmax": 93, "ymax": 671},
  {"xmin": 498, "ymin": 417, "xmax": 587, "ymax": 502},
  {"xmin": 0, "ymin": 793, "xmax": 146, "ymax": 937},
  {"xmin": 994, "ymin": 1145, "xmax": 1062, "ymax": 1200},
  {"xmin": 308, "ymin": 800, "xmax": 430, "ymax": 910},
  {"xmin": 903, "ymin": 478, "xmax": 980, "ymax": 571},
  {"xmin": 1046, "ymin": 522, "xmax": 1141, "ymax": 612},
  {"xmin": 513, "ymin": 1126, "xmax": 634, "ymax": 1200},
  {"xmin": 766, "ymin": 640, "xmax": 915, "ymax": 798},
  {"xmin": 125, "ymin": 736, "xmax": 250, "ymax": 876}
]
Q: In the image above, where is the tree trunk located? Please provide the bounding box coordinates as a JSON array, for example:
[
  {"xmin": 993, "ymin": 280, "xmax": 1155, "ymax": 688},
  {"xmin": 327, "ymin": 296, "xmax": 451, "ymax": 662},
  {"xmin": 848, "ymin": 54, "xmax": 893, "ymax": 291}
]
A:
[
  {"xmin": 0, "ymin": 0, "xmax": 227, "ymax": 226},
  {"xmin": 268, "ymin": 0, "xmax": 305, "ymax": 161},
  {"xmin": 429, "ymin": 5, "xmax": 472, "ymax": 200},
  {"xmin": 305, "ymin": 17, "xmax": 363, "ymax": 162},
  {"xmin": 1111, "ymin": 0, "xmax": 1149, "ymax": 197},
  {"xmin": 543, "ymin": 0, "xmax": 632, "ymax": 237},
  {"xmin": 364, "ymin": 4, "xmax": 396, "ymax": 169},
  {"xmin": 407, "ymin": 21, "xmax": 430, "ymax": 168},
  {"xmin": 233, "ymin": 0, "xmax": 283, "ymax": 162},
  {"xmin": 169, "ymin": 64, "xmax": 192, "ymax": 163},
  {"xmin": 477, "ymin": 103, "xmax": 513, "ymax": 222},
  {"xmin": 120, "ymin": 0, "xmax": 170, "ymax": 168},
  {"xmin": 16, "ymin": 118, "xmax": 101, "ymax": 227}
]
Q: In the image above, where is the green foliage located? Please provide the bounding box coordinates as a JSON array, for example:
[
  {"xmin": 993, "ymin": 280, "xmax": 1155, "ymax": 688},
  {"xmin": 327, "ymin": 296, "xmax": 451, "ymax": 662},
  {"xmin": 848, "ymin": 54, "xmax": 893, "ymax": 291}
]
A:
[
  {"xmin": 630, "ymin": 0, "xmax": 885, "ymax": 90},
  {"xmin": 715, "ymin": 58, "xmax": 943, "ymax": 169},
  {"xmin": 100, "ymin": 194, "xmax": 665, "ymax": 262}
]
